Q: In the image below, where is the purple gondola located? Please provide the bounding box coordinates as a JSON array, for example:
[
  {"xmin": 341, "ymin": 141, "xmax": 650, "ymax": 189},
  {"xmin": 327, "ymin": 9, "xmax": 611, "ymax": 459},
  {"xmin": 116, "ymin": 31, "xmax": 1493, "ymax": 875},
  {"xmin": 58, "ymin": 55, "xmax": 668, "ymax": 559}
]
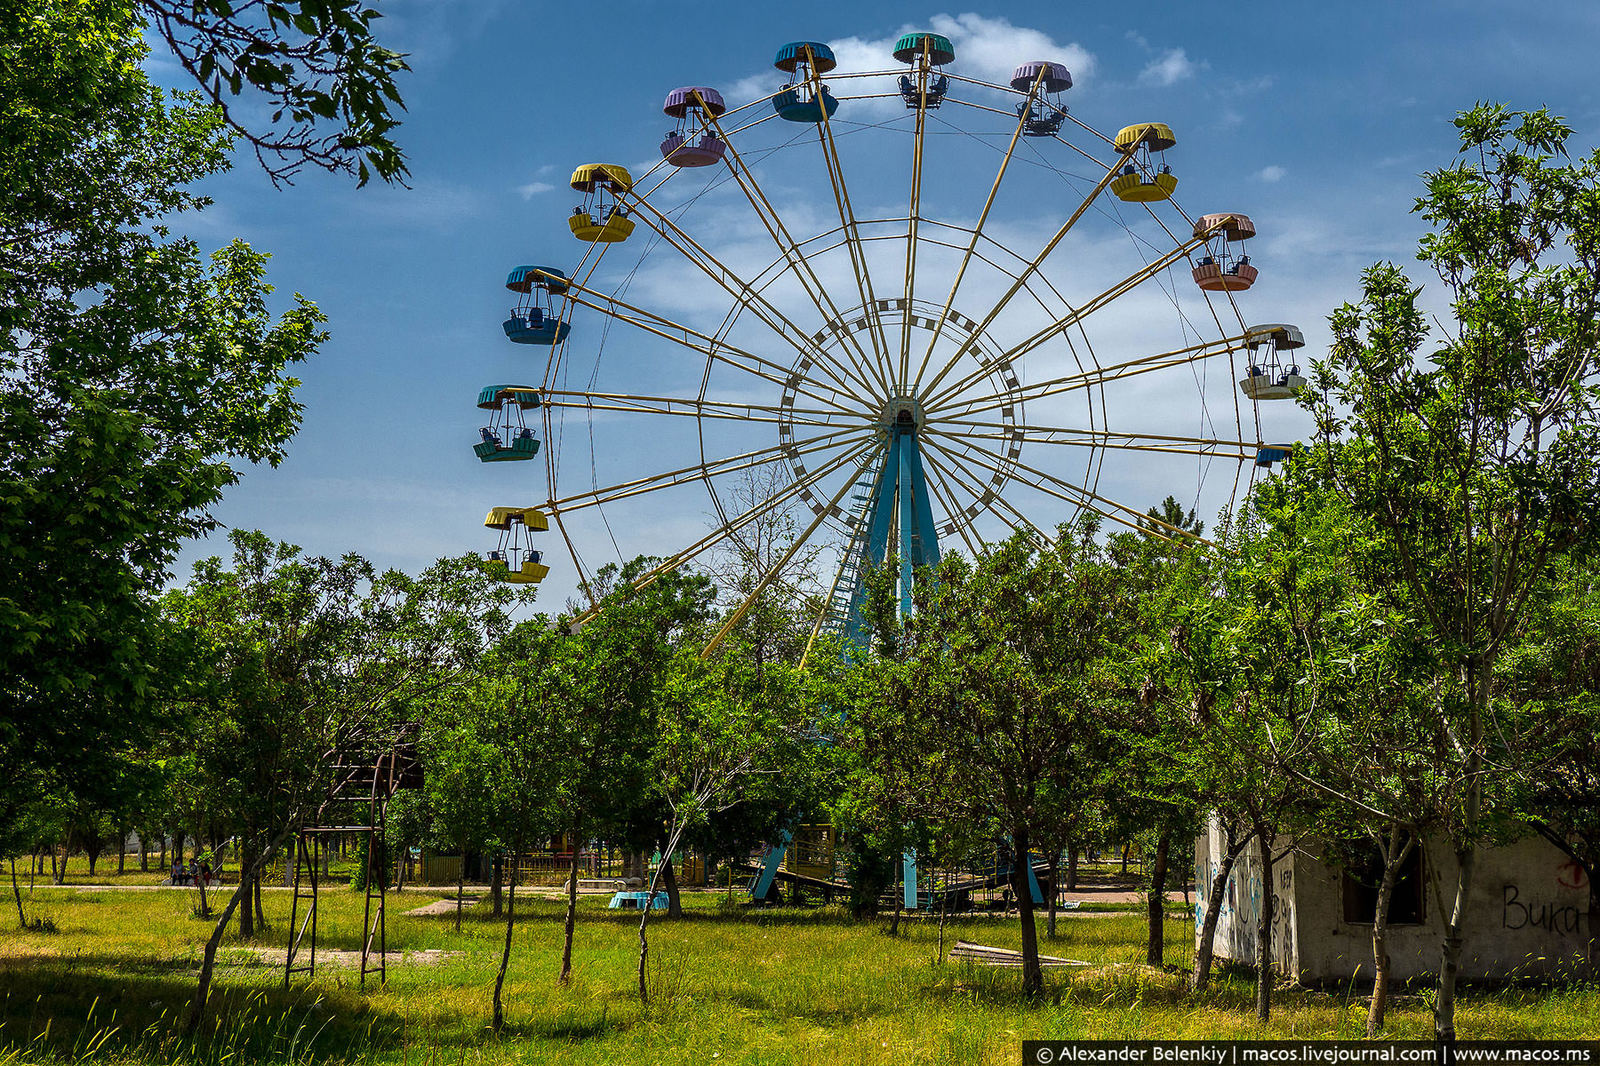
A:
[
  {"xmin": 660, "ymin": 86, "xmax": 727, "ymax": 167},
  {"xmin": 1011, "ymin": 61, "xmax": 1072, "ymax": 137}
]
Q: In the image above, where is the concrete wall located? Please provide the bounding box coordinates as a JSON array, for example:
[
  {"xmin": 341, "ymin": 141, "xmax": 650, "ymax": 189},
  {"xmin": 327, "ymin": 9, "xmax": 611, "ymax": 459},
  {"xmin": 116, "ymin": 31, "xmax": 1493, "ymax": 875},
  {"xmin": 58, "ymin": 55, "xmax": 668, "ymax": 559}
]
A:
[
  {"xmin": 1193, "ymin": 815, "xmax": 1297, "ymax": 975},
  {"xmin": 1195, "ymin": 818, "xmax": 1591, "ymax": 985}
]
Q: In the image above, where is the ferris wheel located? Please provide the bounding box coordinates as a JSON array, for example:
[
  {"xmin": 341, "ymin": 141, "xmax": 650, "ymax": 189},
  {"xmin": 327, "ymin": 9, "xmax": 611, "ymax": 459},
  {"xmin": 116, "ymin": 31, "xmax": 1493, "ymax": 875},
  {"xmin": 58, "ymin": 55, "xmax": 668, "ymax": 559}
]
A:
[{"xmin": 474, "ymin": 34, "xmax": 1304, "ymax": 658}]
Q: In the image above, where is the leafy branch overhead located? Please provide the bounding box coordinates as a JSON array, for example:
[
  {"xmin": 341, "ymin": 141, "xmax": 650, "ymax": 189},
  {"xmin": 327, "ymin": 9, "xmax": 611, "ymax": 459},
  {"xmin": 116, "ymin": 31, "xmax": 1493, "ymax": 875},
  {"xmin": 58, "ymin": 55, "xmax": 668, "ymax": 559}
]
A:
[{"xmin": 143, "ymin": 0, "xmax": 410, "ymax": 185}]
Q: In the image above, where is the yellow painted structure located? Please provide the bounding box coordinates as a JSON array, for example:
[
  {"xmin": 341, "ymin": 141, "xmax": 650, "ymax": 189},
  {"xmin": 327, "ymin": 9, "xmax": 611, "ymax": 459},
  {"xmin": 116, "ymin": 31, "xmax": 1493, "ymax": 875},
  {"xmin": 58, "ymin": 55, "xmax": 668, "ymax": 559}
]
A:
[
  {"xmin": 568, "ymin": 211, "xmax": 635, "ymax": 242},
  {"xmin": 483, "ymin": 506, "xmax": 549, "ymax": 531},
  {"xmin": 1112, "ymin": 171, "xmax": 1178, "ymax": 202},
  {"xmin": 1114, "ymin": 122, "xmax": 1176, "ymax": 152}
]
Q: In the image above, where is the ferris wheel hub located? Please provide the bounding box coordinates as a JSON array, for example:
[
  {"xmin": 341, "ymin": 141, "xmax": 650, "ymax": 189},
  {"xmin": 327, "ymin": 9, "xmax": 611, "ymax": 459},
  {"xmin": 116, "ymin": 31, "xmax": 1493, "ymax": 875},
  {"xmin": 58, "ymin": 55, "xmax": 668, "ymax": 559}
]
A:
[{"xmin": 880, "ymin": 394, "xmax": 927, "ymax": 430}]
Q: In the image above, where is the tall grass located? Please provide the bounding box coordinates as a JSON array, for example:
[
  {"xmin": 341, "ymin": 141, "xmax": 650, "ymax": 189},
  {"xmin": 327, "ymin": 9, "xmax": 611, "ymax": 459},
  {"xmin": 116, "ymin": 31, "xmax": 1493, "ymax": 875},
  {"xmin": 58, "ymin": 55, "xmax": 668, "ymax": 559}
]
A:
[{"xmin": 0, "ymin": 888, "xmax": 1594, "ymax": 1064}]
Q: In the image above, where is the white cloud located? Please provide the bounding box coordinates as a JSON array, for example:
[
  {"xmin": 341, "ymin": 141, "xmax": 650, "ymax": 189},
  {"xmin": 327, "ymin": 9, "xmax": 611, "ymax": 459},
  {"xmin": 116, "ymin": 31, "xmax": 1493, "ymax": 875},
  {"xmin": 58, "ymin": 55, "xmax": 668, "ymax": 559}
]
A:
[
  {"xmin": 1256, "ymin": 165, "xmax": 1287, "ymax": 183},
  {"xmin": 516, "ymin": 181, "xmax": 555, "ymax": 199},
  {"xmin": 1137, "ymin": 48, "xmax": 1195, "ymax": 88}
]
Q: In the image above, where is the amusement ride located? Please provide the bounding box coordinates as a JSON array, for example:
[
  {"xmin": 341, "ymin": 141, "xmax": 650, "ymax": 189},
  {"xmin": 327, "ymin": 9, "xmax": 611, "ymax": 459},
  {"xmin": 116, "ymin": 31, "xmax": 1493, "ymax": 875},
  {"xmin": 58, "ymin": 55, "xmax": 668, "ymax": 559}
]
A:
[{"xmin": 470, "ymin": 33, "xmax": 1305, "ymax": 661}]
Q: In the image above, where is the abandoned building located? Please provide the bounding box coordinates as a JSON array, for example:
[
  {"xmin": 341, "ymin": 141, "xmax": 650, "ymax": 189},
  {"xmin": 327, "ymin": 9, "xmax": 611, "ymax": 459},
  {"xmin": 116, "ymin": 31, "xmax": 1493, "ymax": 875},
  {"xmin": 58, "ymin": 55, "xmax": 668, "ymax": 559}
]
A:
[{"xmin": 1194, "ymin": 817, "xmax": 1591, "ymax": 984}]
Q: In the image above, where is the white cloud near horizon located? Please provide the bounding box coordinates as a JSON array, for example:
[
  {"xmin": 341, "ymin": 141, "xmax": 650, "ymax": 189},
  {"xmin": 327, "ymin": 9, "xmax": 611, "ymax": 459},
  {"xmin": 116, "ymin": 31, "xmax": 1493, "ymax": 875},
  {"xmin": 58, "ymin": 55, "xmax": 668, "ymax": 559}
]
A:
[{"xmin": 1137, "ymin": 48, "xmax": 1196, "ymax": 88}]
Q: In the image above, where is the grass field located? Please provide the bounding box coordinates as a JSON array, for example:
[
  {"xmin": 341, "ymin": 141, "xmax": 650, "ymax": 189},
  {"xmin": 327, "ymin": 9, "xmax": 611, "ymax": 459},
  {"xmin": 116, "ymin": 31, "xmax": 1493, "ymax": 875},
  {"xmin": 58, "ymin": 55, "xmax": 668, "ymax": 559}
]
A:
[{"xmin": 1, "ymin": 881, "xmax": 1596, "ymax": 1064}]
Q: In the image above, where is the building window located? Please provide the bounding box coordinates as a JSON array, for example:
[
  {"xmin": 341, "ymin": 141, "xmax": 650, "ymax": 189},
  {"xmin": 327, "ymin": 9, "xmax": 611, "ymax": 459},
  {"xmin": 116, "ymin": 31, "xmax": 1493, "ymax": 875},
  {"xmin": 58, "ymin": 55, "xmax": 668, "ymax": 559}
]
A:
[{"xmin": 1340, "ymin": 842, "xmax": 1425, "ymax": 926}]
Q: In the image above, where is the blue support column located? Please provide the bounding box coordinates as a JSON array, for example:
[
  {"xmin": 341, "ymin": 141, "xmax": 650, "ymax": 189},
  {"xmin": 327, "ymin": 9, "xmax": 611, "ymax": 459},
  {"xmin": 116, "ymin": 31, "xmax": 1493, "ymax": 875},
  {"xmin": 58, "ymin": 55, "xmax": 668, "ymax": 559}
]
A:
[{"xmin": 753, "ymin": 409, "xmax": 944, "ymax": 907}]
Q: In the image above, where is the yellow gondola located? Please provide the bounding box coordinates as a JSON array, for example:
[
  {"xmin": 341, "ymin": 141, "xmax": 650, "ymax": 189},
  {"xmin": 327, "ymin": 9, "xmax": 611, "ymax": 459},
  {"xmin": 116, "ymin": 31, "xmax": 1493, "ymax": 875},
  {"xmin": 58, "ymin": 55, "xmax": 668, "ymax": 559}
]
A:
[
  {"xmin": 1111, "ymin": 122, "xmax": 1178, "ymax": 203},
  {"xmin": 483, "ymin": 507, "xmax": 550, "ymax": 584},
  {"xmin": 568, "ymin": 164, "xmax": 635, "ymax": 242}
]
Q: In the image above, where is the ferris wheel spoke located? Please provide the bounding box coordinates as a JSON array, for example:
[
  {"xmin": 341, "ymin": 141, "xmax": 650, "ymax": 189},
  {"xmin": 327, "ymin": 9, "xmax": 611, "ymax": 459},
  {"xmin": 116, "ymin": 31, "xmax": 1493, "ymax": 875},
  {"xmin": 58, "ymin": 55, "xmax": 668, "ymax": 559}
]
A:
[
  {"xmin": 701, "ymin": 439, "xmax": 882, "ymax": 657},
  {"xmin": 928, "ymin": 331, "xmax": 1252, "ymax": 421},
  {"xmin": 925, "ymin": 427, "xmax": 1211, "ymax": 546},
  {"xmin": 541, "ymin": 391, "xmax": 860, "ymax": 430},
  {"xmin": 548, "ymin": 425, "xmax": 871, "ymax": 515},
  {"xmin": 919, "ymin": 436, "xmax": 1051, "ymax": 547},
  {"xmin": 941, "ymin": 420, "xmax": 1260, "ymax": 461},
  {"xmin": 923, "ymin": 229, "xmax": 1214, "ymax": 412},
  {"xmin": 918, "ymin": 141, "xmax": 1137, "ymax": 401},
  {"xmin": 898, "ymin": 53, "xmax": 938, "ymax": 387},
  {"xmin": 547, "ymin": 507, "xmax": 601, "ymax": 611},
  {"xmin": 914, "ymin": 446, "xmax": 988, "ymax": 557},
  {"xmin": 566, "ymin": 437, "xmax": 879, "ymax": 630},
  {"xmin": 909, "ymin": 70, "xmax": 1038, "ymax": 394},
  {"xmin": 556, "ymin": 282, "xmax": 860, "ymax": 414},
  {"xmin": 618, "ymin": 194, "xmax": 882, "ymax": 405},
  {"xmin": 805, "ymin": 62, "xmax": 894, "ymax": 384},
  {"xmin": 699, "ymin": 102, "xmax": 895, "ymax": 401}
]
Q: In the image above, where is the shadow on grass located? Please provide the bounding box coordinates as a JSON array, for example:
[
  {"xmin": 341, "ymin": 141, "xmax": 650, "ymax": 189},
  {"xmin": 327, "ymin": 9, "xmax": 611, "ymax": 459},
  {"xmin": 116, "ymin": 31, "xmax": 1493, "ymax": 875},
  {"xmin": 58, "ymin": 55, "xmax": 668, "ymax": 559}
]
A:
[{"xmin": 0, "ymin": 965, "xmax": 405, "ymax": 1064}]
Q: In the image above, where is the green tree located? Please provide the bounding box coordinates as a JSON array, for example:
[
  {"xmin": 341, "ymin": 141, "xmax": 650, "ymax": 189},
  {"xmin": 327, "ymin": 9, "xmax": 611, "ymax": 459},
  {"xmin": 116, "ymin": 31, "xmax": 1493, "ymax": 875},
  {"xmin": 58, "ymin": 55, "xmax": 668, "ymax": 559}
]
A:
[
  {"xmin": 1308, "ymin": 105, "xmax": 1600, "ymax": 1039},
  {"xmin": 163, "ymin": 532, "xmax": 524, "ymax": 1031},
  {"xmin": 0, "ymin": 4, "xmax": 324, "ymax": 835},
  {"xmin": 865, "ymin": 527, "xmax": 1127, "ymax": 994},
  {"xmin": 139, "ymin": 0, "xmax": 410, "ymax": 185}
]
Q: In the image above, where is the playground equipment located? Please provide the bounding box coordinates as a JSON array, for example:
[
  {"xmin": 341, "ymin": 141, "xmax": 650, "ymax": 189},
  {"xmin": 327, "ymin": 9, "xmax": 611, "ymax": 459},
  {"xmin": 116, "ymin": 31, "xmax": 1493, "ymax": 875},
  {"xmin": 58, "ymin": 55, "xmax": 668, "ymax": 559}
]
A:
[
  {"xmin": 1191, "ymin": 213, "xmax": 1258, "ymax": 292},
  {"xmin": 474, "ymin": 385, "xmax": 541, "ymax": 462},
  {"xmin": 1111, "ymin": 122, "xmax": 1178, "ymax": 202},
  {"xmin": 503, "ymin": 265, "xmax": 570, "ymax": 345},
  {"xmin": 1010, "ymin": 61, "xmax": 1072, "ymax": 136},
  {"xmin": 496, "ymin": 30, "xmax": 1307, "ymax": 907},
  {"xmin": 285, "ymin": 736, "xmax": 417, "ymax": 989},
  {"xmin": 484, "ymin": 506, "xmax": 549, "ymax": 585},
  {"xmin": 772, "ymin": 41, "xmax": 839, "ymax": 122},
  {"xmin": 1239, "ymin": 324, "xmax": 1307, "ymax": 401},
  {"xmin": 661, "ymin": 87, "xmax": 727, "ymax": 167},
  {"xmin": 569, "ymin": 164, "xmax": 635, "ymax": 243}
]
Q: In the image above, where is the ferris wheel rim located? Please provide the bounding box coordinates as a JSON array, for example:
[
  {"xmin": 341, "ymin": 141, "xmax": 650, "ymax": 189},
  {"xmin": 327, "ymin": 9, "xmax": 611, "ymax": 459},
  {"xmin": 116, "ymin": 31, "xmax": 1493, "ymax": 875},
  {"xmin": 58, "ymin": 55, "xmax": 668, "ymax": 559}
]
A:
[{"xmin": 531, "ymin": 49, "xmax": 1283, "ymax": 642}]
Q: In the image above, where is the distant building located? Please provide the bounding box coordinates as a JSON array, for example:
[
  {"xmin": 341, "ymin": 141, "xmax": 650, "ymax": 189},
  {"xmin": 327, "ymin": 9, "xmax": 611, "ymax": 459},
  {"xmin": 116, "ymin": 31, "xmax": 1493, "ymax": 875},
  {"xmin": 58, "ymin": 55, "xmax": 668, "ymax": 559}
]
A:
[{"xmin": 1194, "ymin": 817, "xmax": 1590, "ymax": 984}]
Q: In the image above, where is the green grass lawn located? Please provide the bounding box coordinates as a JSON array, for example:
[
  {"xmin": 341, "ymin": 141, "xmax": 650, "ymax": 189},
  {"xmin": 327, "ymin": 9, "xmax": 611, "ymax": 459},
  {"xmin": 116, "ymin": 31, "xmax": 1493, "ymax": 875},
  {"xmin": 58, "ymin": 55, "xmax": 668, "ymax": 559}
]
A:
[{"xmin": 1, "ymin": 884, "xmax": 1595, "ymax": 1064}]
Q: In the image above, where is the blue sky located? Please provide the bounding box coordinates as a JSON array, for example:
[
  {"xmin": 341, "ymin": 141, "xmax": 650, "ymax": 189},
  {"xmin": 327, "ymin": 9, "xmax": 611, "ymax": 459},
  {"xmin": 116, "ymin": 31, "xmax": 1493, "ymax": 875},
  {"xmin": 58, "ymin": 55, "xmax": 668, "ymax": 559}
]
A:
[{"xmin": 160, "ymin": 1, "xmax": 1600, "ymax": 612}]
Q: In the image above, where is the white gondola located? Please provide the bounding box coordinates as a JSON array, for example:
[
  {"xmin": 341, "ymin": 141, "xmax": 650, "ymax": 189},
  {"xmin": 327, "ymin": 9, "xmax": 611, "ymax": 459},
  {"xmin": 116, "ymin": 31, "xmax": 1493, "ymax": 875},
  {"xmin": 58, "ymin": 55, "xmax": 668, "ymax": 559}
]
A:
[{"xmin": 1239, "ymin": 323, "xmax": 1306, "ymax": 401}]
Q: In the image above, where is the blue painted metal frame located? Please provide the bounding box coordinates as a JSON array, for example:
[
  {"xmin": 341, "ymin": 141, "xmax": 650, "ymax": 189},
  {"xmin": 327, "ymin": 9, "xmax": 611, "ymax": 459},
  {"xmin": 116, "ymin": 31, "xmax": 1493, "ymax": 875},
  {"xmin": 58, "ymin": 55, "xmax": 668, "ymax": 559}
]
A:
[{"xmin": 750, "ymin": 419, "xmax": 946, "ymax": 908}]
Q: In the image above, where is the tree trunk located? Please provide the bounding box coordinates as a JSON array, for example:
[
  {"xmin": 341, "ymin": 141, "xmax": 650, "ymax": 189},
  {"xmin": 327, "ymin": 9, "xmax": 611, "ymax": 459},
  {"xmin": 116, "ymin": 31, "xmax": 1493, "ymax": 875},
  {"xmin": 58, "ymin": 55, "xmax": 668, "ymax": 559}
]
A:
[
  {"xmin": 1437, "ymin": 664, "xmax": 1487, "ymax": 1045},
  {"xmin": 455, "ymin": 851, "xmax": 466, "ymax": 933},
  {"xmin": 937, "ymin": 892, "xmax": 948, "ymax": 963},
  {"xmin": 560, "ymin": 815, "xmax": 581, "ymax": 985},
  {"xmin": 54, "ymin": 829, "xmax": 70, "ymax": 885},
  {"xmin": 1368, "ymin": 828, "xmax": 1414, "ymax": 1038},
  {"xmin": 1046, "ymin": 852, "xmax": 1059, "ymax": 939},
  {"xmin": 195, "ymin": 860, "xmax": 211, "ymax": 919},
  {"xmin": 1193, "ymin": 830, "xmax": 1246, "ymax": 991},
  {"xmin": 1436, "ymin": 844, "xmax": 1476, "ymax": 1042},
  {"xmin": 1014, "ymin": 832, "xmax": 1043, "ymax": 995},
  {"xmin": 1120, "ymin": 842, "xmax": 1130, "ymax": 876},
  {"xmin": 183, "ymin": 835, "xmax": 283, "ymax": 1037},
  {"xmin": 117, "ymin": 829, "xmax": 127, "ymax": 875},
  {"xmin": 661, "ymin": 855, "xmax": 682, "ymax": 918},
  {"xmin": 490, "ymin": 854, "xmax": 503, "ymax": 917},
  {"xmin": 1066, "ymin": 842, "xmax": 1079, "ymax": 892},
  {"xmin": 158, "ymin": 833, "xmax": 167, "ymax": 870},
  {"xmin": 139, "ymin": 831, "xmax": 148, "ymax": 873},
  {"xmin": 1254, "ymin": 824, "xmax": 1276, "ymax": 1025},
  {"xmin": 492, "ymin": 863, "xmax": 517, "ymax": 1031},
  {"xmin": 10, "ymin": 860, "xmax": 25, "ymax": 928},
  {"xmin": 238, "ymin": 841, "xmax": 255, "ymax": 938},
  {"xmin": 1147, "ymin": 829, "xmax": 1171, "ymax": 967}
]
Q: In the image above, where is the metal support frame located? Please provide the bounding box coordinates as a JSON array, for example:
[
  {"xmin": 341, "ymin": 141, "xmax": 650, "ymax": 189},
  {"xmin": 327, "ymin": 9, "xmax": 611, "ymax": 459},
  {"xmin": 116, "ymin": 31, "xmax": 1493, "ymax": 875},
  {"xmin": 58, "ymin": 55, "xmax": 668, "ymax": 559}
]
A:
[{"xmin": 283, "ymin": 748, "xmax": 400, "ymax": 990}]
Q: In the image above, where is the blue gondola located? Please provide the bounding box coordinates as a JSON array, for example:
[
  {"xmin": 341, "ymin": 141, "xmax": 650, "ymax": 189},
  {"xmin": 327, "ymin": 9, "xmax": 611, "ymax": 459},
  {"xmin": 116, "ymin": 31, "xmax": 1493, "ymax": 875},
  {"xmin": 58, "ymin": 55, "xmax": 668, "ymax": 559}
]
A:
[
  {"xmin": 1255, "ymin": 446, "xmax": 1293, "ymax": 468},
  {"xmin": 503, "ymin": 265, "xmax": 571, "ymax": 345},
  {"xmin": 773, "ymin": 41, "xmax": 840, "ymax": 123},
  {"xmin": 473, "ymin": 385, "xmax": 541, "ymax": 462},
  {"xmin": 894, "ymin": 32, "xmax": 954, "ymax": 109}
]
